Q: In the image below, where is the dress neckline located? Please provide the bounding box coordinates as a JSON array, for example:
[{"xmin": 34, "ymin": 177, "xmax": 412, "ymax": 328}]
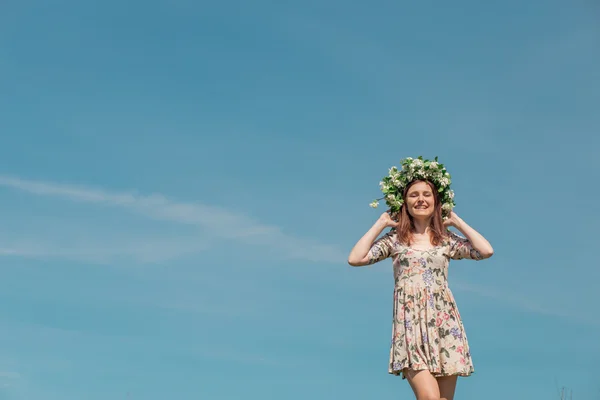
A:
[
  {"xmin": 404, "ymin": 243, "xmax": 445, "ymax": 251},
  {"xmin": 407, "ymin": 247, "xmax": 437, "ymax": 251}
]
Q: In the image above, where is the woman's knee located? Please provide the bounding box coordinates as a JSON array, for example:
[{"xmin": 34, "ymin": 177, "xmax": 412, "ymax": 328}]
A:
[{"xmin": 404, "ymin": 368, "xmax": 443, "ymax": 400}]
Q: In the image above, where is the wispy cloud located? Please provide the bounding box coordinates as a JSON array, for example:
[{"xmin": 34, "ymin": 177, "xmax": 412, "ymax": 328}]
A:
[
  {"xmin": 0, "ymin": 371, "xmax": 20, "ymax": 380},
  {"xmin": 0, "ymin": 237, "xmax": 213, "ymax": 264},
  {"xmin": 0, "ymin": 175, "xmax": 344, "ymax": 263},
  {"xmin": 368, "ymin": 266, "xmax": 594, "ymax": 325},
  {"xmin": 0, "ymin": 370, "xmax": 21, "ymax": 390},
  {"xmin": 0, "ymin": 248, "xmax": 26, "ymax": 256},
  {"xmin": 451, "ymin": 280, "xmax": 597, "ymax": 327}
]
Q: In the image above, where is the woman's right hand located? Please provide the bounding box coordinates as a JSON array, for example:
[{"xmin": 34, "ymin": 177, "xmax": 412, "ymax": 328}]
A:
[
  {"xmin": 348, "ymin": 209, "xmax": 399, "ymax": 266},
  {"xmin": 378, "ymin": 210, "xmax": 400, "ymax": 228}
]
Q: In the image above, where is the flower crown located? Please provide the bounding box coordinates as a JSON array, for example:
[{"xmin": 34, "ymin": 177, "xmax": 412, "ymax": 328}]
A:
[{"xmin": 369, "ymin": 156, "xmax": 455, "ymax": 217}]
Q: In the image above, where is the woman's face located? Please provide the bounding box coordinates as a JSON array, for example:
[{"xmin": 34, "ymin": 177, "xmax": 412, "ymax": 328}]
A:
[{"xmin": 405, "ymin": 181, "xmax": 436, "ymax": 219}]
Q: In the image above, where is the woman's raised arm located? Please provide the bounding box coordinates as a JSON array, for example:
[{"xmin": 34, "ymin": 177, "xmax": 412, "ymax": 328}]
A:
[
  {"xmin": 348, "ymin": 212, "xmax": 398, "ymax": 266},
  {"xmin": 444, "ymin": 211, "xmax": 494, "ymax": 259}
]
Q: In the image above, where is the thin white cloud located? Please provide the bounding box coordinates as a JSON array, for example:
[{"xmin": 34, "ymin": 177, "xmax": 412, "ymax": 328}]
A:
[
  {"xmin": 451, "ymin": 280, "xmax": 596, "ymax": 327},
  {"xmin": 368, "ymin": 266, "xmax": 593, "ymax": 324},
  {"xmin": 0, "ymin": 371, "xmax": 20, "ymax": 380},
  {"xmin": 0, "ymin": 370, "xmax": 21, "ymax": 390},
  {"xmin": 0, "ymin": 175, "xmax": 344, "ymax": 263},
  {"xmin": 0, "ymin": 175, "xmax": 264, "ymax": 235},
  {"xmin": 0, "ymin": 237, "xmax": 212, "ymax": 264},
  {"xmin": 0, "ymin": 248, "xmax": 27, "ymax": 256}
]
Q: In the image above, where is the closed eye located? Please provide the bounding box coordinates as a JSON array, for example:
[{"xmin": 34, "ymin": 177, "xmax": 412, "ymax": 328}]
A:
[{"xmin": 409, "ymin": 192, "xmax": 432, "ymax": 197}]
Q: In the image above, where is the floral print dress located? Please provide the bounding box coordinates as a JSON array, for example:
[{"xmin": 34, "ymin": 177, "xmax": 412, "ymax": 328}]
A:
[{"xmin": 367, "ymin": 230, "xmax": 484, "ymax": 379}]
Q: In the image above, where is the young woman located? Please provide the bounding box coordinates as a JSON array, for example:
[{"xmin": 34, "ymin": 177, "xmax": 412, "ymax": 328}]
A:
[{"xmin": 348, "ymin": 175, "xmax": 493, "ymax": 400}]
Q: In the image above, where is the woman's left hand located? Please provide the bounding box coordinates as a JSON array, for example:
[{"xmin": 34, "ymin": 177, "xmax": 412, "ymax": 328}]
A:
[
  {"xmin": 443, "ymin": 210, "xmax": 494, "ymax": 258},
  {"xmin": 443, "ymin": 211, "xmax": 462, "ymax": 229}
]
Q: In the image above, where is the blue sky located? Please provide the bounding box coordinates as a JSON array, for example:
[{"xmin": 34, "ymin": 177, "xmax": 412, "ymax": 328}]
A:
[{"xmin": 1, "ymin": 0, "xmax": 599, "ymax": 399}]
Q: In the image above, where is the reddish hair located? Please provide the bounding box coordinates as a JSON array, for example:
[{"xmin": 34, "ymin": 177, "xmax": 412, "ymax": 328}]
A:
[{"xmin": 393, "ymin": 180, "xmax": 448, "ymax": 246}]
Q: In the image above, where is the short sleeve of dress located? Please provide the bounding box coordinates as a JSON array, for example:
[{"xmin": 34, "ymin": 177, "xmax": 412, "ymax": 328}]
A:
[
  {"xmin": 447, "ymin": 231, "xmax": 484, "ymax": 260},
  {"xmin": 366, "ymin": 230, "xmax": 396, "ymax": 265}
]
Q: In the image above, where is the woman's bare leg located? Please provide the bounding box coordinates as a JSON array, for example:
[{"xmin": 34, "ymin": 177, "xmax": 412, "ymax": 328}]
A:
[
  {"xmin": 436, "ymin": 375, "xmax": 458, "ymax": 400},
  {"xmin": 403, "ymin": 369, "xmax": 442, "ymax": 400}
]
